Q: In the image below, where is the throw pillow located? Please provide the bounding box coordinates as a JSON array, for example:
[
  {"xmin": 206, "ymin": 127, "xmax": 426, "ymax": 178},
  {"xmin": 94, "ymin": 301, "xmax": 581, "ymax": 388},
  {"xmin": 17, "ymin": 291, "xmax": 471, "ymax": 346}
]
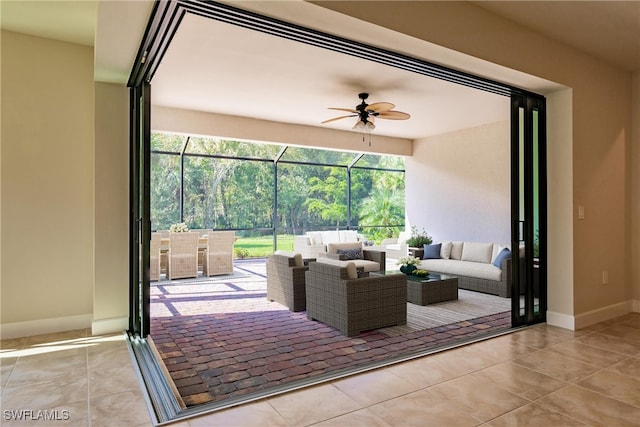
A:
[
  {"xmin": 461, "ymin": 242, "xmax": 493, "ymax": 263},
  {"xmin": 450, "ymin": 241, "xmax": 464, "ymax": 260},
  {"xmin": 492, "ymin": 244, "xmax": 507, "ymax": 262},
  {"xmin": 422, "ymin": 243, "xmax": 442, "ymax": 259},
  {"xmin": 337, "ymin": 247, "xmax": 363, "ymax": 260},
  {"xmin": 440, "ymin": 241, "xmax": 452, "ymax": 259},
  {"xmin": 493, "ymin": 248, "xmax": 512, "ymax": 267}
]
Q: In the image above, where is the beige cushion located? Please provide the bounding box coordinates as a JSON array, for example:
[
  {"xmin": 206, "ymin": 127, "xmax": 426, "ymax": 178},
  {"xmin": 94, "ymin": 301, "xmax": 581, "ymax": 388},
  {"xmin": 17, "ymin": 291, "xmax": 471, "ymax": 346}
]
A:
[
  {"xmin": 450, "ymin": 241, "xmax": 464, "ymax": 260},
  {"xmin": 299, "ymin": 236, "xmax": 311, "ymax": 245},
  {"xmin": 339, "ymin": 230, "xmax": 359, "ymax": 242},
  {"xmin": 315, "ymin": 257, "xmax": 358, "ymax": 279},
  {"xmin": 307, "ymin": 232, "xmax": 323, "ymax": 245},
  {"xmin": 326, "ymin": 241, "xmax": 363, "ymax": 254},
  {"xmin": 440, "ymin": 242, "xmax": 453, "ymax": 259},
  {"xmin": 274, "ymin": 250, "xmax": 304, "ymax": 266},
  {"xmin": 322, "ymin": 230, "xmax": 341, "ymax": 244},
  {"xmin": 461, "ymin": 242, "xmax": 493, "ymax": 263},
  {"xmin": 419, "ymin": 259, "xmax": 502, "ymax": 281},
  {"xmin": 351, "ymin": 259, "xmax": 380, "ymax": 272}
]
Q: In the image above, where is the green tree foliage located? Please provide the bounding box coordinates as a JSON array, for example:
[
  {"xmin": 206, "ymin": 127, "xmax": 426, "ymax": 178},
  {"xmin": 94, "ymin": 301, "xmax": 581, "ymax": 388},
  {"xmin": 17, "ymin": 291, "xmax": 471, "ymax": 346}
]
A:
[
  {"xmin": 305, "ymin": 166, "xmax": 347, "ymax": 226},
  {"xmin": 277, "ymin": 164, "xmax": 311, "ymax": 234},
  {"xmin": 356, "ymin": 168, "xmax": 405, "ymax": 242},
  {"xmin": 149, "ymin": 133, "xmax": 406, "ymax": 241}
]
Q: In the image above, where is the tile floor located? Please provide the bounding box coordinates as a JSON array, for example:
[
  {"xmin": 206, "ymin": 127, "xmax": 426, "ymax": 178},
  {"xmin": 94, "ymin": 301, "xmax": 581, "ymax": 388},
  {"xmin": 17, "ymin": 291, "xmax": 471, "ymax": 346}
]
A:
[
  {"xmin": 0, "ymin": 330, "xmax": 151, "ymax": 426},
  {"xmin": 1, "ymin": 313, "xmax": 639, "ymax": 426}
]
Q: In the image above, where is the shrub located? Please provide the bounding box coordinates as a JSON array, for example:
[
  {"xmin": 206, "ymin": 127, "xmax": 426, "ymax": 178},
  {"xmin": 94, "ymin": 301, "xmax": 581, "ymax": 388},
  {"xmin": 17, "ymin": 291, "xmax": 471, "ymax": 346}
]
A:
[
  {"xmin": 406, "ymin": 226, "xmax": 433, "ymax": 247},
  {"xmin": 234, "ymin": 248, "xmax": 250, "ymax": 259}
]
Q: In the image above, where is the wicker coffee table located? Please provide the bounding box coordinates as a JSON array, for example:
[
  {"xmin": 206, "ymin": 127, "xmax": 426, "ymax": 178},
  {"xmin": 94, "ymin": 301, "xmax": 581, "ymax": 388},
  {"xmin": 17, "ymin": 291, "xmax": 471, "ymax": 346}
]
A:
[{"xmin": 371, "ymin": 271, "xmax": 458, "ymax": 305}]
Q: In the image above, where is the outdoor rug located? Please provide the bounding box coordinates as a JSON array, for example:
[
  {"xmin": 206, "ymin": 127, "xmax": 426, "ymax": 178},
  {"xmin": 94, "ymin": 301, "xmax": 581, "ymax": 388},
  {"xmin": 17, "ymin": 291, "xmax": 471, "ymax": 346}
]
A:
[{"xmin": 379, "ymin": 289, "xmax": 512, "ymax": 336}]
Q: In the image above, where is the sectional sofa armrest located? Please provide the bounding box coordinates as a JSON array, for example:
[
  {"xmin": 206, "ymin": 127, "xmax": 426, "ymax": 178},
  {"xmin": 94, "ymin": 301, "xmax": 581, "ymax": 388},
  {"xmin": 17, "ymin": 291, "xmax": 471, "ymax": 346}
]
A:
[
  {"xmin": 363, "ymin": 249, "xmax": 386, "ymax": 268},
  {"xmin": 344, "ymin": 273, "xmax": 407, "ymax": 291},
  {"xmin": 501, "ymin": 257, "xmax": 512, "ymax": 277}
]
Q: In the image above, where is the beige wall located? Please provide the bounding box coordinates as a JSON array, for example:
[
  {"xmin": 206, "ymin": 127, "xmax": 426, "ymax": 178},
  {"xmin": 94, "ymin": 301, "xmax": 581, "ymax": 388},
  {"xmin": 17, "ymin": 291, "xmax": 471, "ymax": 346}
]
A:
[
  {"xmin": 152, "ymin": 106, "xmax": 412, "ymax": 157},
  {"xmin": 406, "ymin": 121, "xmax": 510, "ymax": 246},
  {"xmin": 314, "ymin": 1, "xmax": 636, "ymax": 328},
  {"xmin": 1, "ymin": 31, "xmax": 95, "ymax": 336},
  {"xmin": 546, "ymin": 88, "xmax": 575, "ymax": 321},
  {"xmin": 93, "ymin": 82, "xmax": 129, "ymax": 334}
]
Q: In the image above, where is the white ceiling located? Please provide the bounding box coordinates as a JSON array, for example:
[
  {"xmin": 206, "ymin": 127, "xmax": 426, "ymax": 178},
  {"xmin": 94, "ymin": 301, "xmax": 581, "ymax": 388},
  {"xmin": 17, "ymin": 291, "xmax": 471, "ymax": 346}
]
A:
[
  {"xmin": 150, "ymin": 12, "xmax": 510, "ymax": 140},
  {"xmin": 2, "ymin": 1, "xmax": 638, "ymax": 140}
]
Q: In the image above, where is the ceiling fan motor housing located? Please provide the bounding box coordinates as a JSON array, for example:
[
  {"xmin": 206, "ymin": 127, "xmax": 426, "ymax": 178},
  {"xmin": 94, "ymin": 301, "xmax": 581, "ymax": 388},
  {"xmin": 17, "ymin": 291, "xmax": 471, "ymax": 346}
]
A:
[{"xmin": 357, "ymin": 93, "xmax": 372, "ymax": 121}]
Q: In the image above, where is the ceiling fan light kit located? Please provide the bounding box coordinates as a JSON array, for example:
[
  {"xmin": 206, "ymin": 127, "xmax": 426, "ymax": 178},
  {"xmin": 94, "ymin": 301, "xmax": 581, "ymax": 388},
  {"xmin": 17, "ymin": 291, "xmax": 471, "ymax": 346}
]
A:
[
  {"xmin": 323, "ymin": 92, "xmax": 410, "ymax": 137},
  {"xmin": 353, "ymin": 119, "xmax": 375, "ymax": 132}
]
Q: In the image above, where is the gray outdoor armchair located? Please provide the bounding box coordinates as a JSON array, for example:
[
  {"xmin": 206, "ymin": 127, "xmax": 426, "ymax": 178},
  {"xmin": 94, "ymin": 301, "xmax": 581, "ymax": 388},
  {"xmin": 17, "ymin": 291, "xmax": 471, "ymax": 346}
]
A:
[
  {"xmin": 266, "ymin": 251, "xmax": 309, "ymax": 312},
  {"xmin": 322, "ymin": 242, "xmax": 386, "ymax": 276},
  {"xmin": 305, "ymin": 258, "xmax": 407, "ymax": 336}
]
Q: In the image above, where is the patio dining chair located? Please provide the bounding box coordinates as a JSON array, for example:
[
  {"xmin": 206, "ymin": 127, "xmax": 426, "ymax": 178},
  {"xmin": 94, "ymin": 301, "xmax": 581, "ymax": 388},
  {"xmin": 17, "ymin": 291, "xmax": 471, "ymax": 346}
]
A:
[
  {"xmin": 150, "ymin": 232, "xmax": 161, "ymax": 281},
  {"xmin": 167, "ymin": 232, "xmax": 200, "ymax": 280},
  {"xmin": 203, "ymin": 230, "xmax": 235, "ymax": 276}
]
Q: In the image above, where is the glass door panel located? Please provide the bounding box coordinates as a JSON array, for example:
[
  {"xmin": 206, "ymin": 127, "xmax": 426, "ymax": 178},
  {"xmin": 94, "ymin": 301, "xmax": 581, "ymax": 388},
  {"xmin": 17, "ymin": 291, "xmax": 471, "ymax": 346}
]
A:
[
  {"xmin": 511, "ymin": 95, "xmax": 546, "ymax": 327},
  {"xmin": 129, "ymin": 82, "xmax": 152, "ymax": 337},
  {"xmin": 532, "ymin": 109, "xmax": 541, "ymax": 316},
  {"xmin": 518, "ymin": 106, "xmax": 526, "ymax": 318}
]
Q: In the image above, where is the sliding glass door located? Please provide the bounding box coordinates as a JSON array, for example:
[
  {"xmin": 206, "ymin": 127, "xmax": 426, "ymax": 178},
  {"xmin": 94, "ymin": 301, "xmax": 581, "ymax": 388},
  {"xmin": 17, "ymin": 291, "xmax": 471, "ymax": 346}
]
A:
[
  {"xmin": 129, "ymin": 82, "xmax": 152, "ymax": 337},
  {"xmin": 511, "ymin": 94, "xmax": 547, "ymax": 326},
  {"xmin": 128, "ymin": 1, "xmax": 549, "ymax": 337}
]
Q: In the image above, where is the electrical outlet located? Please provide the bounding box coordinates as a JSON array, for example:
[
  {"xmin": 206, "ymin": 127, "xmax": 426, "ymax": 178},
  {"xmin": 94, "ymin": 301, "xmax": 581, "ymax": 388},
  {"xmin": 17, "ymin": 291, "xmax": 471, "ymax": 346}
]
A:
[
  {"xmin": 602, "ymin": 270, "xmax": 608, "ymax": 285},
  {"xmin": 578, "ymin": 205, "xmax": 585, "ymax": 220}
]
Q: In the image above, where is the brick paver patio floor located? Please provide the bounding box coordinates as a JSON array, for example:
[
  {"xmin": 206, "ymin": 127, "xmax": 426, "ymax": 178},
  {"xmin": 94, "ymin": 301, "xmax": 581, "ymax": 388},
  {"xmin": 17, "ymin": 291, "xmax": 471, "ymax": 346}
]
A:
[{"xmin": 150, "ymin": 259, "xmax": 511, "ymax": 407}]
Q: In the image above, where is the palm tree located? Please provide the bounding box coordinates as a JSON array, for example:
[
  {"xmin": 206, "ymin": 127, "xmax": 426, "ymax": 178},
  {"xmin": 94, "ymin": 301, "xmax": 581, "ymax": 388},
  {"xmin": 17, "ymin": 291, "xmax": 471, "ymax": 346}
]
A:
[{"xmin": 358, "ymin": 187, "xmax": 404, "ymax": 242}]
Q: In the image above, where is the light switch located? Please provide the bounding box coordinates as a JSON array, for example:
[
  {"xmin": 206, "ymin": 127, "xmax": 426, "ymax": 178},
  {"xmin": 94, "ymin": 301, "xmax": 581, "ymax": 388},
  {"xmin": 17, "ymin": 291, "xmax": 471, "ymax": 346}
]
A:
[{"xmin": 578, "ymin": 205, "xmax": 585, "ymax": 220}]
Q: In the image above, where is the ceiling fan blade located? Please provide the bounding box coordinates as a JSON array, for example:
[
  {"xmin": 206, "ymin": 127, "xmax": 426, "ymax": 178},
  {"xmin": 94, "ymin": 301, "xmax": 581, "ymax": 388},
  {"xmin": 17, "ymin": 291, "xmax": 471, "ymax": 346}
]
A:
[
  {"xmin": 377, "ymin": 110, "xmax": 411, "ymax": 120},
  {"xmin": 321, "ymin": 114, "xmax": 357, "ymax": 124},
  {"xmin": 366, "ymin": 102, "xmax": 395, "ymax": 113},
  {"xmin": 328, "ymin": 107, "xmax": 359, "ymax": 114}
]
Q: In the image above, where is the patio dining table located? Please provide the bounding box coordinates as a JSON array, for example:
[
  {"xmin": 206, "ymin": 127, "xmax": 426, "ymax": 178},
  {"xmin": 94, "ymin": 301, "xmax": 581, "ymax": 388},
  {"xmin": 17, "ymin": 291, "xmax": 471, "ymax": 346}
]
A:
[{"xmin": 158, "ymin": 234, "xmax": 239, "ymax": 276}]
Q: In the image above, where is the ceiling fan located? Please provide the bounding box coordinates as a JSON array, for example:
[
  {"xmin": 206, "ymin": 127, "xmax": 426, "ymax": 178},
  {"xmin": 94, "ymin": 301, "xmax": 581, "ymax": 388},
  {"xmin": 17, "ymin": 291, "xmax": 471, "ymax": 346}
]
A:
[{"xmin": 321, "ymin": 92, "xmax": 411, "ymax": 132}]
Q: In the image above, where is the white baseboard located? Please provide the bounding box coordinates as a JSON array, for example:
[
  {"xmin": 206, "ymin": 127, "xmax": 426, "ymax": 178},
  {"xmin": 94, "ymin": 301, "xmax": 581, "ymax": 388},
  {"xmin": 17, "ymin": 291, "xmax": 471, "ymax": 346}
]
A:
[
  {"xmin": 546, "ymin": 311, "xmax": 576, "ymax": 330},
  {"xmin": 91, "ymin": 316, "xmax": 129, "ymax": 336},
  {"xmin": 0, "ymin": 314, "xmax": 92, "ymax": 340},
  {"xmin": 547, "ymin": 299, "xmax": 637, "ymax": 331},
  {"xmin": 574, "ymin": 300, "xmax": 634, "ymax": 330}
]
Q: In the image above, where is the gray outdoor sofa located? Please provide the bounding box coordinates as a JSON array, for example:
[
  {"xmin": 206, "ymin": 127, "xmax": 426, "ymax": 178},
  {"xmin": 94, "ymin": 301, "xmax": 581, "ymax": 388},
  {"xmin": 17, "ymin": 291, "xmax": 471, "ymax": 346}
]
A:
[{"xmin": 414, "ymin": 241, "xmax": 513, "ymax": 298}]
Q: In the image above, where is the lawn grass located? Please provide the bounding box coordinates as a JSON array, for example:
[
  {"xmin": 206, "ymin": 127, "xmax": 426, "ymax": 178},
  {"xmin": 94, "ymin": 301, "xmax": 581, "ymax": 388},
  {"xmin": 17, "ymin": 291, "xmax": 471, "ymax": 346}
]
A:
[{"xmin": 234, "ymin": 234, "xmax": 294, "ymax": 258}]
